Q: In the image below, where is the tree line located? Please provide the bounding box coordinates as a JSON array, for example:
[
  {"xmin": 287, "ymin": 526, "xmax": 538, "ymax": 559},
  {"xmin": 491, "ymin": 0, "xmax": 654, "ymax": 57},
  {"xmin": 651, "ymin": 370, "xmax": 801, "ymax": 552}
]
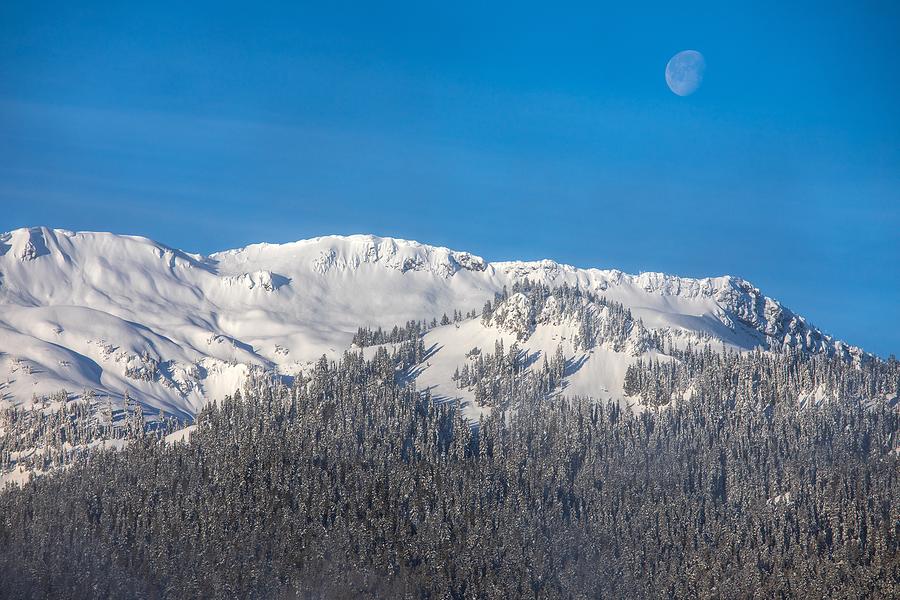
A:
[{"xmin": 1, "ymin": 343, "xmax": 897, "ymax": 598}]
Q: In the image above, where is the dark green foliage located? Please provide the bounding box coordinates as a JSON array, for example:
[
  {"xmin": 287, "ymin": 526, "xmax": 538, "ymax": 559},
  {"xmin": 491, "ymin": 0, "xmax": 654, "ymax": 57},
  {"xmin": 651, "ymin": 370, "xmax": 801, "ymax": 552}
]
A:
[
  {"xmin": 0, "ymin": 389, "xmax": 178, "ymax": 474},
  {"xmin": 0, "ymin": 349, "xmax": 898, "ymax": 599},
  {"xmin": 352, "ymin": 320, "xmax": 428, "ymax": 347},
  {"xmin": 453, "ymin": 340, "xmax": 567, "ymax": 407},
  {"xmin": 624, "ymin": 346, "xmax": 900, "ymax": 407}
]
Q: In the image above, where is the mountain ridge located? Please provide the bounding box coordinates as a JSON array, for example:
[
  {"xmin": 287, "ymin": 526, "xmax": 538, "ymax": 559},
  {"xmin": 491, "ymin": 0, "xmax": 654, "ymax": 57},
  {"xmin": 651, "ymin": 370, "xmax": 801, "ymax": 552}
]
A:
[{"xmin": 0, "ymin": 226, "xmax": 870, "ymax": 421}]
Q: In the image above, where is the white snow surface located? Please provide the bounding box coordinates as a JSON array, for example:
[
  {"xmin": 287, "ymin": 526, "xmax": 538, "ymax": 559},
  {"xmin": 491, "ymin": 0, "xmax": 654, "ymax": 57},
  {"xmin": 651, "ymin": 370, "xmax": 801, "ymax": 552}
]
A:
[{"xmin": 0, "ymin": 227, "xmax": 863, "ymax": 420}]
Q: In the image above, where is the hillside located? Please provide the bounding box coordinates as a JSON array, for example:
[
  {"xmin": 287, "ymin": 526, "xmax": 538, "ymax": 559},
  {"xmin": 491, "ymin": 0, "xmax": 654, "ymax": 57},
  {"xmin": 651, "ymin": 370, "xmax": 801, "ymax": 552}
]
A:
[{"xmin": 0, "ymin": 226, "xmax": 866, "ymax": 421}]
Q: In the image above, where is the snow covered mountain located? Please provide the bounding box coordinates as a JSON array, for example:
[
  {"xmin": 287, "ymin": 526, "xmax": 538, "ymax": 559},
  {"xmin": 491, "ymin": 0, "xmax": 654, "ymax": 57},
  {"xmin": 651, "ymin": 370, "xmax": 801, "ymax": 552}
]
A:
[{"xmin": 0, "ymin": 226, "xmax": 865, "ymax": 421}]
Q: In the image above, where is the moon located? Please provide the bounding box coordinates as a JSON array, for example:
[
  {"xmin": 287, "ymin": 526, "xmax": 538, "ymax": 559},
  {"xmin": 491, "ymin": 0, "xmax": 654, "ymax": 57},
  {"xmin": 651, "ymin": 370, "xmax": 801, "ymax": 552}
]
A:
[{"xmin": 665, "ymin": 50, "xmax": 705, "ymax": 96}]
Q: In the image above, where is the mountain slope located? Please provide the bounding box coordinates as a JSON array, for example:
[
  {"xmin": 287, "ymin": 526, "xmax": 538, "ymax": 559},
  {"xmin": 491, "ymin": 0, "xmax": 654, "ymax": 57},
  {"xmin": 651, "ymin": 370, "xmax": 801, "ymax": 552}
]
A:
[{"xmin": 0, "ymin": 227, "xmax": 865, "ymax": 420}]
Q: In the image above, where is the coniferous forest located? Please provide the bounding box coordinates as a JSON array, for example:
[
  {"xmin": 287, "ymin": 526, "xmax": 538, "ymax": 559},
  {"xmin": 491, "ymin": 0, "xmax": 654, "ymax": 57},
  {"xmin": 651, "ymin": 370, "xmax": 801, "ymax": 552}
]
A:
[
  {"xmin": 1, "ymin": 341, "xmax": 898, "ymax": 599},
  {"xmin": 3, "ymin": 0, "xmax": 898, "ymax": 596}
]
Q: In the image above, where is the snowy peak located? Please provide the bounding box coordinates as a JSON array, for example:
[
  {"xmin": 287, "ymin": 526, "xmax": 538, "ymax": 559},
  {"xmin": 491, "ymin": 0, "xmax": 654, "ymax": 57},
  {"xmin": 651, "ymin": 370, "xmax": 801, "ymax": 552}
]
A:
[
  {"xmin": 0, "ymin": 227, "xmax": 872, "ymax": 421},
  {"xmin": 706, "ymin": 276, "xmax": 860, "ymax": 359},
  {"xmin": 2, "ymin": 227, "xmax": 51, "ymax": 261},
  {"xmin": 211, "ymin": 234, "xmax": 488, "ymax": 279},
  {"xmin": 0, "ymin": 228, "xmax": 862, "ymax": 361},
  {"xmin": 485, "ymin": 262, "xmax": 863, "ymax": 360}
]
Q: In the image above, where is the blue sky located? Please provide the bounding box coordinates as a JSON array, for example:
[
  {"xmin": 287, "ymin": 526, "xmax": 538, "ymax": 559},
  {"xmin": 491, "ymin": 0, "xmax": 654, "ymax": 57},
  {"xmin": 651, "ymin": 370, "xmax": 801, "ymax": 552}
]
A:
[{"xmin": 1, "ymin": 1, "xmax": 898, "ymax": 356}]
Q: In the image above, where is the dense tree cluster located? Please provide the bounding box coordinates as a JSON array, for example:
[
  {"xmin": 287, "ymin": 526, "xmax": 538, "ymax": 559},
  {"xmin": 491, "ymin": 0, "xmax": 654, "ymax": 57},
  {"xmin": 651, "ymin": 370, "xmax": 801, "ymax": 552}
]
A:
[
  {"xmin": 0, "ymin": 390, "xmax": 178, "ymax": 475},
  {"xmin": 369, "ymin": 336, "xmax": 429, "ymax": 377},
  {"xmin": 453, "ymin": 340, "xmax": 567, "ymax": 407},
  {"xmin": 352, "ymin": 320, "xmax": 429, "ymax": 347},
  {"xmin": 1, "ymin": 344, "xmax": 897, "ymax": 599},
  {"xmin": 351, "ymin": 310, "xmax": 479, "ymax": 348},
  {"xmin": 624, "ymin": 346, "xmax": 900, "ymax": 408}
]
